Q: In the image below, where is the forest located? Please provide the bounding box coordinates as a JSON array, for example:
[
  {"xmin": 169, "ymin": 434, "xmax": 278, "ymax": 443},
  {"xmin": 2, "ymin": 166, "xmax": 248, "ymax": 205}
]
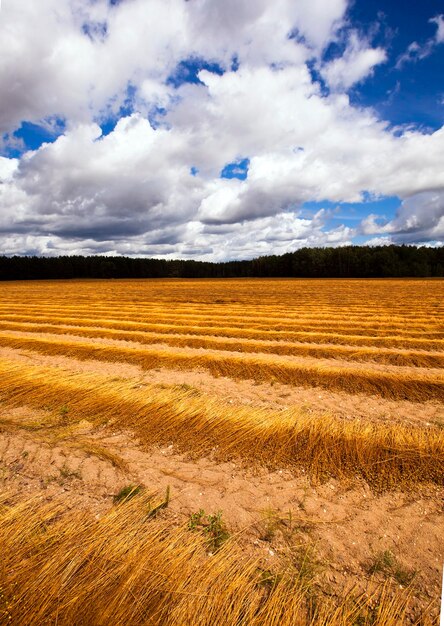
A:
[{"xmin": 0, "ymin": 245, "xmax": 443, "ymax": 280}]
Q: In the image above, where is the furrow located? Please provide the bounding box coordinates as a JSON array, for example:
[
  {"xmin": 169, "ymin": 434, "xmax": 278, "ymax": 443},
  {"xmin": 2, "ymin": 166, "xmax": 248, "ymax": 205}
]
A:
[
  {"xmin": 0, "ymin": 333, "xmax": 442, "ymax": 401},
  {"xmin": 0, "ymin": 307, "xmax": 442, "ymax": 333},
  {"xmin": 0, "ymin": 320, "xmax": 443, "ymax": 368},
  {"xmin": 0, "ymin": 316, "xmax": 441, "ymax": 350},
  {"xmin": 0, "ymin": 358, "xmax": 442, "ymax": 487}
]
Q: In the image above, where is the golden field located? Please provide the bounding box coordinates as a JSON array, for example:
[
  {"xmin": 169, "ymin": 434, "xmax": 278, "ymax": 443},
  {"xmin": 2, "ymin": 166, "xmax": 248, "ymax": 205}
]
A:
[{"xmin": 0, "ymin": 278, "xmax": 443, "ymax": 625}]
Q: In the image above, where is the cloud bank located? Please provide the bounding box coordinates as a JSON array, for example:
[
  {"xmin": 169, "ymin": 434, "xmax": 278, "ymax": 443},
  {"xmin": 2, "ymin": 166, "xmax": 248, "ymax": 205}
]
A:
[{"xmin": 0, "ymin": 0, "xmax": 443, "ymax": 259}]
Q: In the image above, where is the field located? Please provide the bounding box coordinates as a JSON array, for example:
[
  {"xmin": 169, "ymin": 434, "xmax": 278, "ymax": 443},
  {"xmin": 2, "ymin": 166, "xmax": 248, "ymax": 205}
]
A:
[{"xmin": 0, "ymin": 278, "xmax": 443, "ymax": 625}]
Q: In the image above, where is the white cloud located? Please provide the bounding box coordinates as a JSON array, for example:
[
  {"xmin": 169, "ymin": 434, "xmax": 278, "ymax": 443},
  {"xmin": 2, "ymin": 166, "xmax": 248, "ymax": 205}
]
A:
[
  {"xmin": 7, "ymin": 114, "xmax": 204, "ymax": 242},
  {"xmin": 0, "ymin": 0, "xmax": 348, "ymax": 135},
  {"xmin": 0, "ymin": 157, "xmax": 19, "ymax": 182},
  {"xmin": 321, "ymin": 31, "xmax": 387, "ymax": 91},
  {"xmin": 430, "ymin": 14, "xmax": 444, "ymax": 44},
  {"xmin": 360, "ymin": 192, "xmax": 444, "ymax": 243},
  {"xmin": 0, "ymin": 0, "xmax": 195, "ymax": 133},
  {"xmin": 396, "ymin": 14, "xmax": 444, "ymax": 68},
  {"xmin": 187, "ymin": 211, "xmax": 354, "ymax": 262},
  {"xmin": 290, "ymin": 0, "xmax": 347, "ymax": 50},
  {"xmin": 364, "ymin": 236, "xmax": 393, "ymax": 247},
  {"xmin": 0, "ymin": 0, "xmax": 443, "ymax": 259}
]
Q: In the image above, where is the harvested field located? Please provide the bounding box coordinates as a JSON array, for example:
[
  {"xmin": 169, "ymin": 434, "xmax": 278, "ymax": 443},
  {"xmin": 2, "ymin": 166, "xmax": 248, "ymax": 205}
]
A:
[{"xmin": 0, "ymin": 278, "xmax": 443, "ymax": 625}]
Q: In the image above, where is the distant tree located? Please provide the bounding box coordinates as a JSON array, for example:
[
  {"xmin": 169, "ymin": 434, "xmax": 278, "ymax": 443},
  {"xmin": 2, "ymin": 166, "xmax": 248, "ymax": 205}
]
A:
[{"xmin": 0, "ymin": 245, "xmax": 442, "ymax": 281}]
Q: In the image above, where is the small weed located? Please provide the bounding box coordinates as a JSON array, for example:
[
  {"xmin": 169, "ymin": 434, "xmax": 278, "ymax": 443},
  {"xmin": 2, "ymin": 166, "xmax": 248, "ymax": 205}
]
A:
[
  {"xmin": 259, "ymin": 508, "xmax": 300, "ymax": 543},
  {"xmin": 188, "ymin": 509, "xmax": 230, "ymax": 552},
  {"xmin": 368, "ymin": 550, "xmax": 395, "ymax": 574},
  {"xmin": 42, "ymin": 475, "xmax": 58, "ymax": 487},
  {"xmin": 205, "ymin": 512, "xmax": 230, "ymax": 551},
  {"xmin": 290, "ymin": 544, "xmax": 320, "ymax": 590},
  {"xmin": 256, "ymin": 568, "xmax": 282, "ymax": 595},
  {"xmin": 175, "ymin": 383, "xmax": 200, "ymax": 396},
  {"xmin": 260, "ymin": 507, "xmax": 281, "ymax": 542},
  {"xmin": 367, "ymin": 550, "xmax": 416, "ymax": 586},
  {"xmin": 59, "ymin": 405, "xmax": 69, "ymax": 424},
  {"xmin": 21, "ymin": 450, "xmax": 29, "ymax": 459},
  {"xmin": 188, "ymin": 509, "xmax": 205, "ymax": 530},
  {"xmin": 59, "ymin": 465, "xmax": 82, "ymax": 481},
  {"xmin": 113, "ymin": 484, "xmax": 144, "ymax": 504},
  {"xmin": 147, "ymin": 486, "xmax": 171, "ymax": 518},
  {"xmin": 393, "ymin": 565, "xmax": 416, "ymax": 587}
]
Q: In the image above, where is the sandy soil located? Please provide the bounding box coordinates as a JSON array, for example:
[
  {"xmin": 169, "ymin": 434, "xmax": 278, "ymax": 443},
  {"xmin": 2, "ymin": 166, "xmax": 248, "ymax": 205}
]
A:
[
  {"xmin": 1, "ymin": 344, "xmax": 443, "ymax": 620},
  {"xmin": 0, "ymin": 414, "xmax": 442, "ymax": 615},
  {"xmin": 2, "ymin": 346, "xmax": 443, "ymax": 427},
  {"xmin": 2, "ymin": 328, "xmax": 444, "ymax": 378}
]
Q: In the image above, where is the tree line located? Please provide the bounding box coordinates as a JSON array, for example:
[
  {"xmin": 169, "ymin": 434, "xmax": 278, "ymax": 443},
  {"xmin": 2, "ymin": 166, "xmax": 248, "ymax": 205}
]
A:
[{"xmin": 0, "ymin": 245, "xmax": 443, "ymax": 281}]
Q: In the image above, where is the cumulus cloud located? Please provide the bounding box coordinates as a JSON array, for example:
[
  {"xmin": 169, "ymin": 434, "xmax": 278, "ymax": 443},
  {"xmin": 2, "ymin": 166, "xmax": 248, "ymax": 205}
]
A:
[
  {"xmin": 0, "ymin": 0, "xmax": 443, "ymax": 259},
  {"xmin": 188, "ymin": 211, "xmax": 354, "ymax": 261},
  {"xmin": 0, "ymin": 0, "xmax": 347, "ymax": 135},
  {"xmin": 3, "ymin": 115, "xmax": 204, "ymax": 243},
  {"xmin": 360, "ymin": 192, "xmax": 444, "ymax": 243},
  {"xmin": 321, "ymin": 31, "xmax": 387, "ymax": 91},
  {"xmin": 0, "ymin": 157, "xmax": 19, "ymax": 182}
]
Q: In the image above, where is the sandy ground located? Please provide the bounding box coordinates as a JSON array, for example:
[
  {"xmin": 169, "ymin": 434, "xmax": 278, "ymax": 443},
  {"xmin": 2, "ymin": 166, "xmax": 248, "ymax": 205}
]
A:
[
  {"xmin": 0, "ymin": 343, "xmax": 443, "ymax": 621},
  {"xmin": 2, "ymin": 328, "xmax": 444, "ymax": 378},
  {"xmin": 1, "ymin": 414, "xmax": 443, "ymax": 615},
  {"xmin": 2, "ymin": 346, "xmax": 443, "ymax": 427}
]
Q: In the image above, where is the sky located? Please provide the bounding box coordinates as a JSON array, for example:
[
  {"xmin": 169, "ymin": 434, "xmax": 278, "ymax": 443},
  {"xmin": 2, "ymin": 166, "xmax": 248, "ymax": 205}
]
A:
[{"xmin": 0, "ymin": 0, "xmax": 443, "ymax": 261}]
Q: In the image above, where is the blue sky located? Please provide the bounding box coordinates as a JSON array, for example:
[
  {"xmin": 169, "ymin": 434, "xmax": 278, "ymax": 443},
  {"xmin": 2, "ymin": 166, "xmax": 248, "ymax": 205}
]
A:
[
  {"xmin": 0, "ymin": 0, "xmax": 443, "ymax": 259},
  {"xmin": 346, "ymin": 0, "xmax": 444, "ymax": 131}
]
